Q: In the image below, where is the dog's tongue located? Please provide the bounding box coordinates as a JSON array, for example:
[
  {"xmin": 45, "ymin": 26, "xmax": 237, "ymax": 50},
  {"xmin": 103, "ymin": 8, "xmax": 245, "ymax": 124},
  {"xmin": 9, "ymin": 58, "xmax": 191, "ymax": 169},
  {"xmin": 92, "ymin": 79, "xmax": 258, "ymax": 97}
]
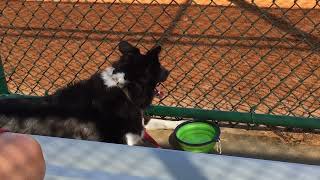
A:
[{"xmin": 155, "ymin": 86, "xmax": 164, "ymax": 99}]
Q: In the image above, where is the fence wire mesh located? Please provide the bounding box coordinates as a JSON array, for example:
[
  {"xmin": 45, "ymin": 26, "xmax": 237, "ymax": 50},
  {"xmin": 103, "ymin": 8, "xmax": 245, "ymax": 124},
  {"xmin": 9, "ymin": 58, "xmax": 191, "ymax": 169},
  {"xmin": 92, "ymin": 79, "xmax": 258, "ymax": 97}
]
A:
[{"xmin": 0, "ymin": 0, "xmax": 319, "ymax": 119}]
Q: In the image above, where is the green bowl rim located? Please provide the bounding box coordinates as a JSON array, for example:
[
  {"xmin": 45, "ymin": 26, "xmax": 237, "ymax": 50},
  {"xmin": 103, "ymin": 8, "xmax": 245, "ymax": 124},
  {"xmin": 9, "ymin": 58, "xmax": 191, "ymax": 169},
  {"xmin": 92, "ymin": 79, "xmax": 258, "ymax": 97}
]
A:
[{"xmin": 174, "ymin": 120, "xmax": 221, "ymax": 147}]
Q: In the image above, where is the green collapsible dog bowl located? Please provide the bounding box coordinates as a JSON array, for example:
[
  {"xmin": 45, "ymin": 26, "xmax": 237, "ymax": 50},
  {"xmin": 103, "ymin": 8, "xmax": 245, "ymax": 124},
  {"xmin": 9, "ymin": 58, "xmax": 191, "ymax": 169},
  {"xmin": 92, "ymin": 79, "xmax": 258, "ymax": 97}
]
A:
[{"xmin": 174, "ymin": 120, "xmax": 220, "ymax": 153}]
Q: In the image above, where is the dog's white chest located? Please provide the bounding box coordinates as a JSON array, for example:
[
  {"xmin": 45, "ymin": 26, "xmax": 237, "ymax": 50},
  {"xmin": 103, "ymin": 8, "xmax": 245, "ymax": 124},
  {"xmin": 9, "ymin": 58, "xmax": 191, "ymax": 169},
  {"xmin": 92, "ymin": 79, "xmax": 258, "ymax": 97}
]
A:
[{"xmin": 101, "ymin": 67, "xmax": 126, "ymax": 88}]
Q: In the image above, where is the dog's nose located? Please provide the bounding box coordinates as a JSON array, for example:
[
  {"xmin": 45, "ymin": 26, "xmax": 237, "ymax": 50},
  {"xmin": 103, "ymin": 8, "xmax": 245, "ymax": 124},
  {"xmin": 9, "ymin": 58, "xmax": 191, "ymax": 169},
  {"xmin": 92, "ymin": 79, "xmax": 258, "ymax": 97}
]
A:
[
  {"xmin": 165, "ymin": 69, "xmax": 169, "ymax": 76},
  {"xmin": 164, "ymin": 69, "xmax": 169, "ymax": 79},
  {"xmin": 159, "ymin": 68, "xmax": 170, "ymax": 82},
  {"xmin": 159, "ymin": 67, "xmax": 169, "ymax": 82}
]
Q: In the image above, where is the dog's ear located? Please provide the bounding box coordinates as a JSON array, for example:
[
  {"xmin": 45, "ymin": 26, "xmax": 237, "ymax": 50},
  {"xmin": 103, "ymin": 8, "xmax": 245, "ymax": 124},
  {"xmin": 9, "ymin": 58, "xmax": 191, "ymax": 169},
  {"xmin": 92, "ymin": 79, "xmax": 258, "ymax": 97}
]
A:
[
  {"xmin": 147, "ymin": 45, "xmax": 161, "ymax": 56},
  {"xmin": 119, "ymin": 41, "xmax": 140, "ymax": 55}
]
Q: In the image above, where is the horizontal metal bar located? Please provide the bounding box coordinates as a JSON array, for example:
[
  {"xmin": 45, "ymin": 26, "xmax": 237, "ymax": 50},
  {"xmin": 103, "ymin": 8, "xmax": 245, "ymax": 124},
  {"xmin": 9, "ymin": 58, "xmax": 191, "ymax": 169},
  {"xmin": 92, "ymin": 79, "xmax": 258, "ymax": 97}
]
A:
[{"xmin": 146, "ymin": 105, "xmax": 320, "ymax": 130}]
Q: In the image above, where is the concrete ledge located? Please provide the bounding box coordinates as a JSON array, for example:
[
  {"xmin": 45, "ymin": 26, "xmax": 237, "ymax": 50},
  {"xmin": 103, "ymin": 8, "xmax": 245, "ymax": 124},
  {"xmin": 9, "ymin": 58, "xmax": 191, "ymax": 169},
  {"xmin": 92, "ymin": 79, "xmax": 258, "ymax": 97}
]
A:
[{"xmin": 33, "ymin": 135, "xmax": 320, "ymax": 180}]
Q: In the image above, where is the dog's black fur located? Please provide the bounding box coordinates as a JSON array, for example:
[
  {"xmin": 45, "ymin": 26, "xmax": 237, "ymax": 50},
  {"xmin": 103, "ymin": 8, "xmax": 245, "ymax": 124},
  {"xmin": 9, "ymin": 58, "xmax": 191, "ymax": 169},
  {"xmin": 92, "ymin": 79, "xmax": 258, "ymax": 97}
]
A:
[{"xmin": 0, "ymin": 41, "xmax": 169, "ymax": 145}]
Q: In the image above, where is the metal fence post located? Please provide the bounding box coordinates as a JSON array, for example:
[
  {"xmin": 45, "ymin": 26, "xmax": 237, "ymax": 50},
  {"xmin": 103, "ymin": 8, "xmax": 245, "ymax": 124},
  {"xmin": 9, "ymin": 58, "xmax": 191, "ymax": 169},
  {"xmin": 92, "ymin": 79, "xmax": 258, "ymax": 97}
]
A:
[{"xmin": 0, "ymin": 57, "xmax": 9, "ymax": 95}]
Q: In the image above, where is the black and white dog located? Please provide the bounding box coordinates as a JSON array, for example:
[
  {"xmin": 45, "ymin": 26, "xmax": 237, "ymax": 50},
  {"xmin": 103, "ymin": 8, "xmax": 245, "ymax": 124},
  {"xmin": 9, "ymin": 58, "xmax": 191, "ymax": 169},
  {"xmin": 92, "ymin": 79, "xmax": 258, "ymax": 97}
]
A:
[{"xmin": 0, "ymin": 41, "xmax": 169, "ymax": 146}]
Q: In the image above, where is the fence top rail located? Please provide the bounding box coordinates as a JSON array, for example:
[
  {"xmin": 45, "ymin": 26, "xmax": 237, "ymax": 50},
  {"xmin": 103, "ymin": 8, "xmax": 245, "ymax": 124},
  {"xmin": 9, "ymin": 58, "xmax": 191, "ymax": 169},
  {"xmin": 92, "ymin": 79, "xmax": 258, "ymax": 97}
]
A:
[{"xmin": 26, "ymin": 0, "xmax": 319, "ymax": 9}]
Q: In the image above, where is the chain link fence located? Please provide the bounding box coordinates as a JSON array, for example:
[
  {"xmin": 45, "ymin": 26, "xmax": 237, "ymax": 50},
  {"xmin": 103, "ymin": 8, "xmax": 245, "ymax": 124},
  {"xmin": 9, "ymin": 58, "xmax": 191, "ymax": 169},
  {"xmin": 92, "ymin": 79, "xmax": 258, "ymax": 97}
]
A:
[{"xmin": 0, "ymin": 0, "xmax": 319, "ymax": 119}]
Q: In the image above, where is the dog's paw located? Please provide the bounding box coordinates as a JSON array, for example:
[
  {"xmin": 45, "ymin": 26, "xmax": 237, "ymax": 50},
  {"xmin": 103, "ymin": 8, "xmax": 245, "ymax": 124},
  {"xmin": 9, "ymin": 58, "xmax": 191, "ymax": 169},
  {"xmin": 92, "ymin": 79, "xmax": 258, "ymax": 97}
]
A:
[{"xmin": 125, "ymin": 133, "xmax": 143, "ymax": 146}]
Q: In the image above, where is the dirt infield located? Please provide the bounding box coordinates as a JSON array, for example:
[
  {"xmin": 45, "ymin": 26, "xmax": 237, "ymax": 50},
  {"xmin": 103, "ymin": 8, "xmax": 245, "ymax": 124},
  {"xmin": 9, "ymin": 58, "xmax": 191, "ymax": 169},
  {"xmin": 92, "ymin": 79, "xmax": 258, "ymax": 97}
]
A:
[{"xmin": 0, "ymin": 1, "xmax": 319, "ymax": 119}]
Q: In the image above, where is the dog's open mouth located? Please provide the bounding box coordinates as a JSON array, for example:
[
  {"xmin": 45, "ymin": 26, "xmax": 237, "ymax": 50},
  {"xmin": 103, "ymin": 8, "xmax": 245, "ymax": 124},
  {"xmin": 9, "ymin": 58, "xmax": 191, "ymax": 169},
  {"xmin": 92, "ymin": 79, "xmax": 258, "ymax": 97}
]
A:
[
  {"xmin": 155, "ymin": 68, "xmax": 169, "ymax": 99},
  {"xmin": 154, "ymin": 83, "xmax": 164, "ymax": 99}
]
